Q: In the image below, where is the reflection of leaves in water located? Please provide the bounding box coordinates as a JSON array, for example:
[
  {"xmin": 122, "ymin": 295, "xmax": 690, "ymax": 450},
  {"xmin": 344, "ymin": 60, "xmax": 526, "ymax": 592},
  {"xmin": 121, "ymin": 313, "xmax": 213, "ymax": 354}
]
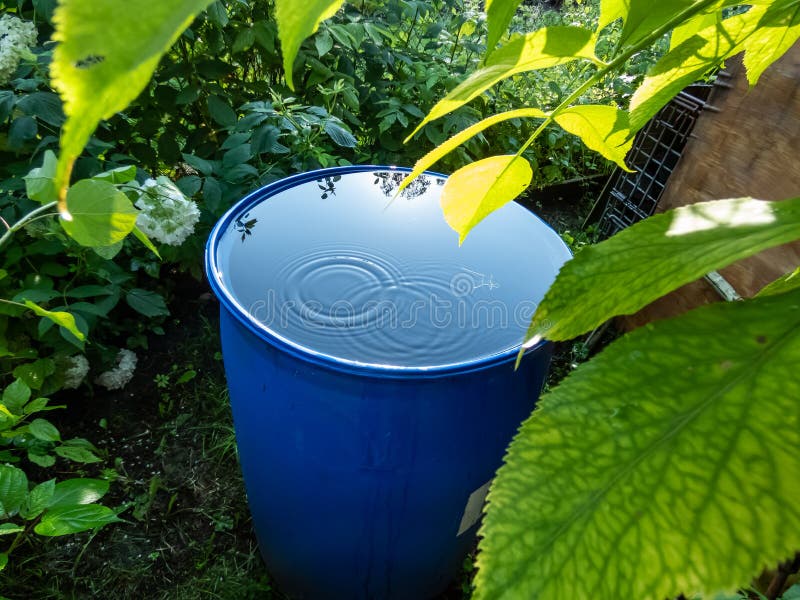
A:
[
  {"xmin": 373, "ymin": 171, "xmax": 440, "ymax": 199},
  {"xmin": 234, "ymin": 211, "xmax": 257, "ymax": 242},
  {"xmin": 317, "ymin": 175, "xmax": 341, "ymax": 200}
]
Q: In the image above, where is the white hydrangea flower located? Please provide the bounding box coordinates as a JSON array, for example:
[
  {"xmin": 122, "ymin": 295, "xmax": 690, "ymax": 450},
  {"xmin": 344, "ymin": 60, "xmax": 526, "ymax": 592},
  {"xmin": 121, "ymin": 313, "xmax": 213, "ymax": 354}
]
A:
[
  {"xmin": 135, "ymin": 176, "xmax": 200, "ymax": 246},
  {"xmin": 95, "ymin": 349, "xmax": 138, "ymax": 391},
  {"xmin": 62, "ymin": 354, "xmax": 90, "ymax": 389},
  {"xmin": 0, "ymin": 15, "xmax": 37, "ymax": 86}
]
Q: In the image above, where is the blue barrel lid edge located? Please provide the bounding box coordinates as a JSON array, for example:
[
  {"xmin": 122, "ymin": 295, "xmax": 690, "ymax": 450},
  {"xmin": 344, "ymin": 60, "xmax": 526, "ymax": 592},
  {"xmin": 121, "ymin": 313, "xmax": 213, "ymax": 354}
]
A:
[{"xmin": 205, "ymin": 165, "xmax": 566, "ymax": 379}]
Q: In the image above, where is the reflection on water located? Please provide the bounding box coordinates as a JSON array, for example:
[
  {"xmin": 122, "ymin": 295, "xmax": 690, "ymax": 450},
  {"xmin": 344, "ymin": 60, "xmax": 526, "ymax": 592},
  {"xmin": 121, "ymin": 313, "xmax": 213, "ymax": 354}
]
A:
[
  {"xmin": 372, "ymin": 171, "xmax": 445, "ymax": 199},
  {"xmin": 233, "ymin": 211, "xmax": 257, "ymax": 242},
  {"xmin": 316, "ymin": 175, "xmax": 341, "ymax": 200},
  {"xmin": 215, "ymin": 170, "xmax": 571, "ymax": 367}
]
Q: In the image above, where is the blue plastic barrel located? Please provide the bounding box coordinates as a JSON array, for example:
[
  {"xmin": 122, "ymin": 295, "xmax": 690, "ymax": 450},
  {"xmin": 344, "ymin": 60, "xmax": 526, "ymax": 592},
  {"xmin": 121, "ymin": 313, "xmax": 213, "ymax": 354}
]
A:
[{"xmin": 205, "ymin": 166, "xmax": 571, "ymax": 599}]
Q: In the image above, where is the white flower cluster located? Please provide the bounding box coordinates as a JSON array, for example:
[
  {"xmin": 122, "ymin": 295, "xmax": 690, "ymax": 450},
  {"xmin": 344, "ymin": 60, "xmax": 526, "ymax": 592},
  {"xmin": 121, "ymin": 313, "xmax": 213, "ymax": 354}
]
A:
[
  {"xmin": 135, "ymin": 176, "xmax": 200, "ymax": 246},
  {"xmin": 62, "ymin": 354, "xmax": 90, "ymax": 389},
  {"xmin": 0, "ymin": 15, "xmax": 37, "ymax": 86},
  {"xmin": 95, "ymin": 349, "xmax": 138, "ymax": 391}
]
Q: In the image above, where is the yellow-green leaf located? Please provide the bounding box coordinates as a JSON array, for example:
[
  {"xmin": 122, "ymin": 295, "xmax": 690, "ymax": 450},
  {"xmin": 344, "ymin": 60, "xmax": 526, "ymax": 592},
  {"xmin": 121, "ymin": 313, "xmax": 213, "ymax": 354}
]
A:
[
  {"xmin": 629, "ymin": 6, "xmax": 765, "ymax": 130},
  {"xmin": 407, "ymin": 27, "xmax": 597, "ymax": 140},
  {"xmin": 398, "ymin": 108, "xmax": 547, "ymax": 195},
  {"xmin": 441, "ymin": 155, "xmax": 533, "ymax": 245},
  {"xmin": 51, "ymin": 0, "xmax": 214, "ymax": 201},
  {"xmin": 485, "ymin": 0, "xmax": 524, "ymax": 56},
  {"xmin": 742, "ymin": 0, "xmax": 800, "ymax": 86},
  {"xmin": 59, "ymin": 179, "xmax": 137, "ymax": 247},
  {"xmin": 131, "ymin": 226, "xmax": 161, "ymax": 260},
  {"xmin": 599, "ymin": 0, "xmax": 701, "ymax": 47},
  {"xmin": 275, "ymin": 0, "xmax": 344, "ymax": 90},
  {"xmin": 478, "ymin": 290, "xmax": 800, "ymax": 600},
  {"xmin": 669, "ymin": 10, "xmax": 719, "ymax": 50},
  {"xmin": 23, "ymin": 301, "xmax": 85, "ymax": 341},
  {"xmin": 553, "ymin": 105, "xmax": 633, "ymax": 170}
]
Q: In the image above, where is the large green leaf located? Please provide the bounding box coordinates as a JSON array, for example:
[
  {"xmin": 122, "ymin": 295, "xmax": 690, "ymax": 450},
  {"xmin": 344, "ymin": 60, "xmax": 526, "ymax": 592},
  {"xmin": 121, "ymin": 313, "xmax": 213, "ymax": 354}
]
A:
[
  {"xmin": 275, "ymin": 0, "xmax": 344, "ymax": 90},
  {"xmin": 398, "ymin": 108, "xmax": 546, "ymax": 195},
  {"xmin": 59, "ymin": 179, "xmax": 137, "ymax": 247},
  {"xmin": 48, "ymin": 478, "xmax": 109, "ymax": 509},
  {"xmin": 741, "ymin": 0, "xmax": 800, "ymax": 86},
  {"xmin": 125, "ymin": 288, "xmax": 170, "ymax": 317},
  {"xmin": 477, "ymin": 290, "xmax": 800, "ymax": 600},
  {"xmin": 50, "ymin": 0, "xmax": 214, "ymax": 199},
  {"xmin": 407, "ymin": 27, "xmax": 597, "ymax": 140},
  {"xmin": 485, "ymin": 0, "xmax": 524, "ymax": 56},
  {"xmin": 526, "ymin": 197, "xmax": 800, "ymax": 344},
  {"xmin": 0, "ymin": 465, "xmax": 28, "ymax": 519},
  {"xmin": 29, "ymin": 418, "xmax": 61, "ymax": 443},
  {"xmin": 2, "ymin": 380, "xmax": 31, "ymax": 415},
  {"xmin": 22, "ymin": 479, "xmax": 55, "ymax": 520},
  {"xmin": 553, "ymin": 105, "xmax": 633, "ymax": 170},
  {"xmin": 629, "ymin": 6, "xmax": 765, "ymax": 130},
  {"xmin": 34, "ymin": 504, "xmax": 121, "ymax": 536}
]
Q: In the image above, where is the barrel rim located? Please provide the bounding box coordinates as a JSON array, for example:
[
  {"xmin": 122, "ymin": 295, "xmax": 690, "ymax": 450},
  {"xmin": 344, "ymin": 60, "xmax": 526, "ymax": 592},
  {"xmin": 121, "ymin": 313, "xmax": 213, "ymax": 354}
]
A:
[{"xmin": 205, "ymin": 165, "xmax": 565, "ymax": 378}]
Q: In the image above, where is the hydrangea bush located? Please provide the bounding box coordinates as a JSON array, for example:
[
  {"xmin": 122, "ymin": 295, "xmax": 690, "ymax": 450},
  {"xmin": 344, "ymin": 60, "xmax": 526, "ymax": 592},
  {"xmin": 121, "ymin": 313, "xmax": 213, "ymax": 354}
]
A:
[
  {"xmin": 0, "ymin": 14, "xmax": 37, "ymax": 85},
  {"xmin": 134, "ymin": 177, "xmax": 201, "ymax": 247},
  {"xmin": 94, "ymin": 349, "xmax": 138, "ymax": 391}
]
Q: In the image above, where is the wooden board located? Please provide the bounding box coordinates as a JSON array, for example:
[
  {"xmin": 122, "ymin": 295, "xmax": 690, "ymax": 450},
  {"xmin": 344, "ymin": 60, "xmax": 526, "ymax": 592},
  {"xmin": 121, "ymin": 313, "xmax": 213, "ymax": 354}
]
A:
[{"xmin": 619, "ymin": 42, "xmax": 800, "ymax": 331}]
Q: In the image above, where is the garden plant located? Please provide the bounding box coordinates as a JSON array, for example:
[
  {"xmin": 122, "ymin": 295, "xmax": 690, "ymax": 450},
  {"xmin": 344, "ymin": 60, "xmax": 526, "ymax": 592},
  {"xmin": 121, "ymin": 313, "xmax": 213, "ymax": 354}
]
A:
[
  {"xmin": 284, "ymin": 0, "xmax": 800, "ymax": 598},
  {"xmin": 0, "ymin": 0, "xmax": 798, "ymax": 598}
]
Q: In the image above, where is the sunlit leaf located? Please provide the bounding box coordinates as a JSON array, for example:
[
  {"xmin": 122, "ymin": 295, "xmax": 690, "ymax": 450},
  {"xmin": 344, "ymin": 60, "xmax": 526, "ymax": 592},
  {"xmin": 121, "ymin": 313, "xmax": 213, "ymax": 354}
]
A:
[
  {"xmin": 51, "ymin": 0, "xmax": 214, "ymax": 202},
  {"xmin": 485, "ymin": 0, "xmax": 524, "ymax": 56},
  {"xmin": 23, "ymin": 300, "xmax": 85, "ymax": 341},
  {"xmin": 742, "ymin": 0, "xmax": 800, "ymax": 86},
  {"xmin": 669, "ymin": 10, "xmax": 718, "ymax": 51},
  {"xmin": 34, "ymin": 504, "xmax": 121, "ymax": 536},
  {"xmin": 599, "ymin": 0, "xmax": 704, "ymax": 47},
  {"xmin": 59, "ymin": 179, "xmax": 137, "ymax": 247},
  {"xmin": 527, "ymin": 197, "xmax": 800, "ymax": 343},
  {"xmin": 48, "ymin": 479, "xmax": 109, "ymax": 509},
  {"xmin": 478, "ymin": 291, "xmax": 800, "ymax": 600},
  {"xmin": 629, "ymin": 7, "xmax": 765, "ymax": 130},
  {"xmin": 407, "ymin": 27, "xmax": 596, "ymax": 140},
  {"xmin": 399, "ymin": 108, "xmax": 546, "ymax": 195},
  {"xmin": 275, "ymin": 0, "xmax": 344, "ymax": 90},
  {"xmin": 553, "ymin": 105, "xmax": 633, "ymax": 170},
  {"xmin": 441, "ymin": 155, "xmax": 533, "ymax": 245}
]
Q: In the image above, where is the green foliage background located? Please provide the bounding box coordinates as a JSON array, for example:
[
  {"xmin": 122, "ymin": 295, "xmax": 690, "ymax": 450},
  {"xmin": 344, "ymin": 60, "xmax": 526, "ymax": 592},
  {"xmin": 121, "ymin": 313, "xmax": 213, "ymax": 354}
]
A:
[{"xmin": 4, "ymin": 0, "xmax": 799, "ymax": 598}]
